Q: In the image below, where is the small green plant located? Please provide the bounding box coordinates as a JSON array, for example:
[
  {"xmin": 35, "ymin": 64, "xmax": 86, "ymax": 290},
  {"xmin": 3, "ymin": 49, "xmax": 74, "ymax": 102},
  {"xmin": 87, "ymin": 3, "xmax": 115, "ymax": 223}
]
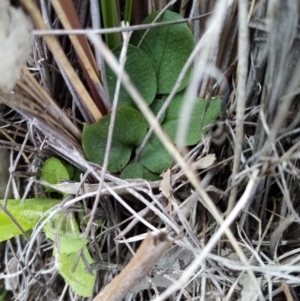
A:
[
  {"xmin": 40, "ymin": 158, "xmax": 96, "ymax": 296},
  {"xmin": 130, "ymin": 10, "xmax": 194, "ymax": 94},
  {"xmin": 0, "ymin": 158, "xmax": 96, "ymax": 297},
  {"xmin": 0, "ymin": 198, "xmax": 60, "ymax": 241},
  {"xmin": 82, "ymin": 10, "xmax": 221, "ymax": 180},
  {"xmin": 0, "ymin": 9, "xmax": 220, "ymax": 299},
  {"xmin": 40, "ymin": 157, "xmax": 70, "ymax": 193},
  {"xmin": 106, "ymin": 44, "xmax": 157, "ymax": 107},
  {"xmin": 83, "ymin": 105, "xmax": 148, "ymax": 172},
  {"xmin": 44, "ymin": 213, "xmax": 95, "ymax": 297},
  {"xmin": 138, "ymin": 92, "xmax": 220, "ymax": 174}
]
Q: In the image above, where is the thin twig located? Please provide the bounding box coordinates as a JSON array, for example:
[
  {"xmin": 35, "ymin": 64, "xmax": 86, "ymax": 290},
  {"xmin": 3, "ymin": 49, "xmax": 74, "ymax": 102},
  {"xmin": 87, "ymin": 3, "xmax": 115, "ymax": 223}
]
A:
[
  {"xmin": 225, "ymin": 0, "xmax": 249, "ymax": 216},
  {"xmin": 32, "ymin": 13, "xmax": 213, "ymax": 36}
]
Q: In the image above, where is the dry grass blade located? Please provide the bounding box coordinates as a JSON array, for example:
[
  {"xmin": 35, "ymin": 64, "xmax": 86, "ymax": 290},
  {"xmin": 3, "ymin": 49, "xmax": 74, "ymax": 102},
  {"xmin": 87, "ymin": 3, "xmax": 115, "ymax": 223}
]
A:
[
  {"xmin": 2, "ymin": 0, "xmax": 300, "ymax": 300},
  {"xmin": 51, "ymin": 0, "xmax": 109, "ymax": 114},
  {"xmin": 225, "ymin": 0, "xmax": 249, "ymax": 216},
  {"xmin": 281, "ymin": 280, "xmax": 294, "ymax": 301},
  {"xmin": 0, "ymin": 89, "xmax": 83, "ymax": 162},
  {"xmin": 20, "ymin": 0, "xmax": 102, "ymax": 121},
  {"xmin": 20, "ymin": 68, "xmax": 81, "ymax": 140}
]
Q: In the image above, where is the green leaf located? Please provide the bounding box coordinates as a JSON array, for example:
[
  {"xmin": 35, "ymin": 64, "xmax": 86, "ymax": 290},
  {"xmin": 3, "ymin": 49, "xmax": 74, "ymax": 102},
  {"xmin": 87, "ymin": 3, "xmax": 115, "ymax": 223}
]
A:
[
  {"xmin": 82, "ymin": 115, "xmax": 131, "ymax": 172},
  {"xmin": 162, "ymin": 92, "xmax": 221, "ymax": 145},
  {"xmin": 150, "ymin": 98, "xmax": 166, "ymax": 123},
  {"xmin": 58, "ymin": 248, "xmax": 95, "ymax": 297},
  {"xmin": 82, "ymin": 106, "xmax": 148, "ymax": 173},
  {"xmin": 62, "ymin": 162, "xmax": 75, "ymax": 179},
  {"xmin": 139, "ymin": 135, "xmax": 172, "ymax": 173},
  {"xmin": 139, "ymin": 92, "xmax": 221, "ymax": 174},
  {"xmin": 45, "ymin": 213, "xmax": 95, "ymax": 296},
  {"xmin": 120, "ymin": 162, "xmax": 160, "ymax": 181},
  {"xmin": 113, "ymin": 106, "xmax": 148, "ymax": 145},
  {"xmin": 106, "ymin": 44, "xmax": 157, "ymax": 107},
  {"xmin": 131, "ymin": 10, "xmax": 194, "ymax": 94},
  {"xmin": 40, "ymin": 158, "xmax": 70, "ymax": 192},
  {"xmin": 120, "ymin": 162, "xmax": 144, "ymax": 178},
  {"xmin": 143, "ymin": 168, "xmax": 161, "ymax": 181},
  {"xmin": 44, "ymin": 213, "xmax": 88, "ymax": 254},
  {"xmin": 72, "ymin": 167, "xmax": 82, "ymax": 182},
  {"xmin": 0, "ymin": 198, "xmax": 60, "ymax": 241}
]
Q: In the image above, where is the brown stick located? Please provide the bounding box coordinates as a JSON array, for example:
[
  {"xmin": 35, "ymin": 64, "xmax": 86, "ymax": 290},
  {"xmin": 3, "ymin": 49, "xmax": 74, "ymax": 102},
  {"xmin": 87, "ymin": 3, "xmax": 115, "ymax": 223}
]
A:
[{"xmin": 93, "ymin": 232, "xmax": 172, "ymax": 301}]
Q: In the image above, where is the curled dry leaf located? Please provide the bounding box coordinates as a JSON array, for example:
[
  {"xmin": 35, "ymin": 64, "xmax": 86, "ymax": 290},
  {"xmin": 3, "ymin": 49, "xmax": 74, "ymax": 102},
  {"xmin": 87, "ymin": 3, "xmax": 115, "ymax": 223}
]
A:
[
  {"xmin": 192, "ymin": 153, "xmax": 216, "ymax": 170},
  {"xmin": 173, "ymin": 153, "xmax": 216, "ymax": 181},
  {"xmin": 160, "ymin": 169, "xmax": 177, "ymax": 213},
  {"xmin": 159, "ymin": 169, "xmax": 176, "ymax": 213},
  {"xmin": 160, "ymin": 169, "xmax": 172, "ymax": 199}
]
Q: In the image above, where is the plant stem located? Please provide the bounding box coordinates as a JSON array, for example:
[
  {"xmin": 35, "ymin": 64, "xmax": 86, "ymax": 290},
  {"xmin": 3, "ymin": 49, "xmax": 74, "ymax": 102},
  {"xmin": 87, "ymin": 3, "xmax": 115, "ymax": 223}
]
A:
[
  {"xmin": 100, "ymin": 0, "xmax": 121, "ymax": 49},
  {"xmin": 124, "ymin": 0, "xmax": 132, "ymax": 23}
]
